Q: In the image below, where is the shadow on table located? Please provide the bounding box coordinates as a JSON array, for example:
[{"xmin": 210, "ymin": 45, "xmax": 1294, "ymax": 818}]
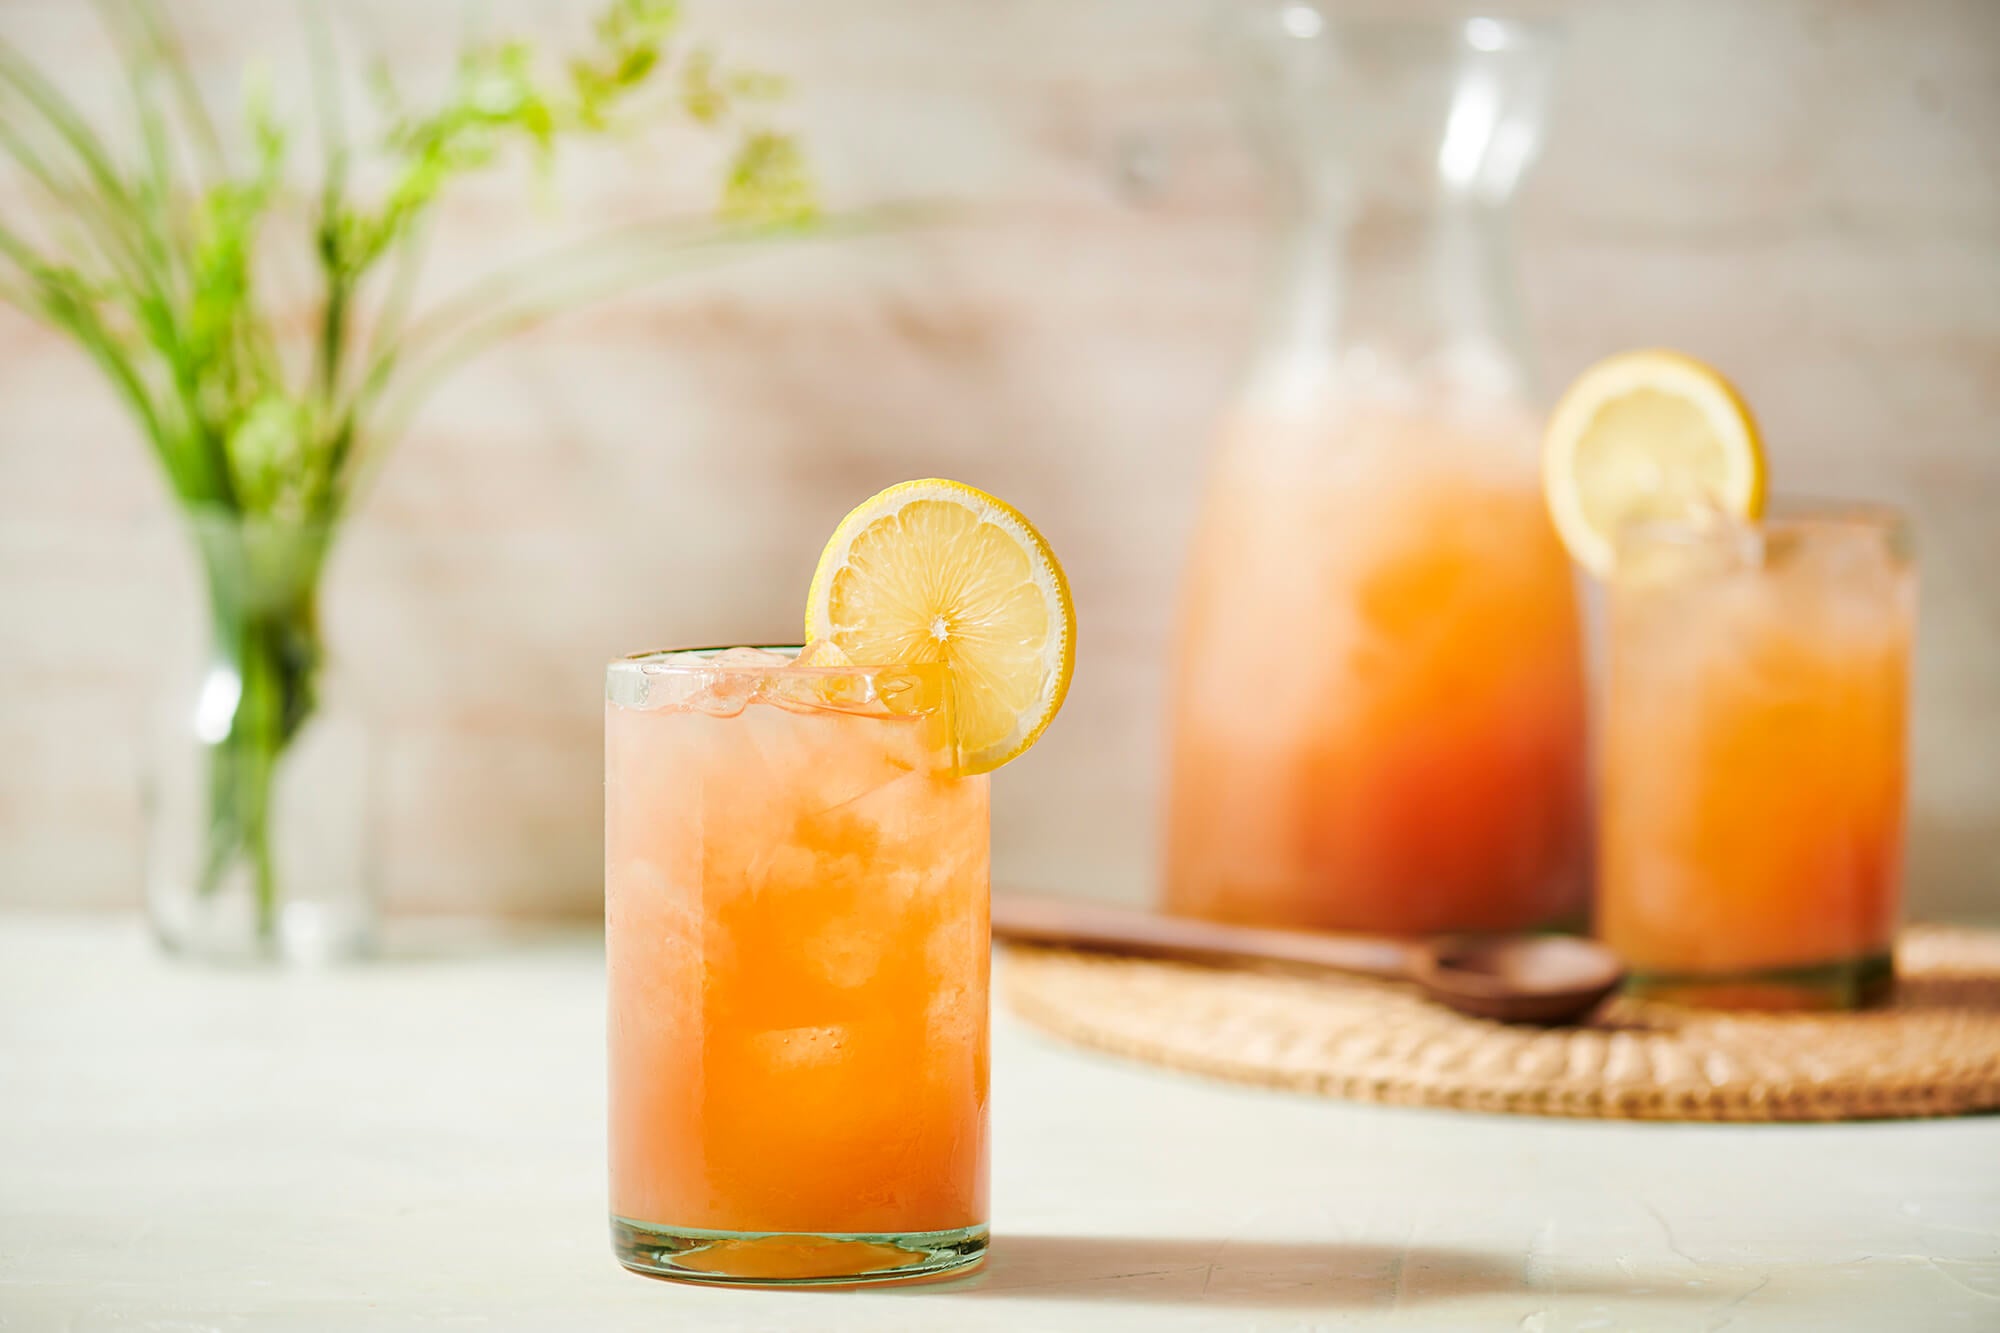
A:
[{"xmin": 908, "ymin": 1234, "xmax": 1707, "ymax": 1312}]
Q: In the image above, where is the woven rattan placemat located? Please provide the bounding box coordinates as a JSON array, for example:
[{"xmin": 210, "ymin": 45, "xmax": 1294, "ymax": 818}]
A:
[{"xmin": 1001, "ymin": 927, "xmax": 2000, "ymax": 1122}]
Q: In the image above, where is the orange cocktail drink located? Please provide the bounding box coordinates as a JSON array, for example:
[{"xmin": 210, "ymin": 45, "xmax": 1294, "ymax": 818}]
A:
[
  {"xmin": 606, "ymin": 647, "xmax": 990, "ymax": 1284},
  {"xmin": 1166, "ymin": 401, "xmax": 1589, "ymax": 934},
  {"xmin": 1599, "ymin": 506, "xmax": 1915, "ymax": 1008}
]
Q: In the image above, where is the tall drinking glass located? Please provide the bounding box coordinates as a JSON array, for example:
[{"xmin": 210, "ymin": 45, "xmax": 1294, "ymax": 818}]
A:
[
  {"xmin": 605, "ymin": 647, "xmax": 990, "ymax": 1285},
  {"xmin": 1599, "ymin": 506, "xmax": 1915, "ymax": 1009}
]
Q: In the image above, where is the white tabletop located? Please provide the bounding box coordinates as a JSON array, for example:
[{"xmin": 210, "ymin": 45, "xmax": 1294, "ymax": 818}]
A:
[{"xmin": 3, "ymin": 917, "xmax": 1995, "ymax": 1332}]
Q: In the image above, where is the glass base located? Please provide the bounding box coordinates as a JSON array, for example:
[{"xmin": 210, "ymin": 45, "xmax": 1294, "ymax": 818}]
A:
[
  {"xmin": 149, "ymin": 895, "xmax": 378, "ymax": 966},
  {"xmin": 1624, "ymin": 950, "xmax": 1895, "ymax": 1011},
  {"xmin": 612, "ymin": 1218, "xmax": 987, "ymax": 1287}
]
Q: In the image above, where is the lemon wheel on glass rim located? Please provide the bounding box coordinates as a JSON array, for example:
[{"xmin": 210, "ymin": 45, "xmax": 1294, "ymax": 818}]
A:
[
  {"xmin": 805, "ymin": 479, "xmax": 1075, "ymax": 775},
  {"xmin": 1542, "ymin": 349, "xmax": 1767, "ymax": 576}
]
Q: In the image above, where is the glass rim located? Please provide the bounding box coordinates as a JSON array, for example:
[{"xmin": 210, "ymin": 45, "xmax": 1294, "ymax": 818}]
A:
[
  {"xmin": 1617, "ymin": 497, "xmax": 1912, "ymax": 546},
  {"xmin": 605, "ymin": 646, "xmax": 953, "ymax": 722},
  {"xmin": 605, "ymin": 645, "xmax": 947, "ymax": 679}
]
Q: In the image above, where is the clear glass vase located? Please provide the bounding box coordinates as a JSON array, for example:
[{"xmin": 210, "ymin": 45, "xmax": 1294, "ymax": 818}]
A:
[
  {"xmin": 1164, "ymin": 7, "xmax": 1588, "ymax": 934},
  {"xmin": 145, "ymin": 508, "xmax": 376, "ymax": 963}
]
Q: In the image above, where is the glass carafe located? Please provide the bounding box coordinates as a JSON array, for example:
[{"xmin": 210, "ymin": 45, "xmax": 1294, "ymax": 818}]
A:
[{"xmin": 1164, "ymin": 6, "xmax": 1587, "ymax": 934}]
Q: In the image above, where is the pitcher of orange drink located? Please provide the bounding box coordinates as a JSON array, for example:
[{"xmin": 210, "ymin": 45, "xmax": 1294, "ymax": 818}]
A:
[{"xmin": 1165, "ymin": 8, "xmax": 1587, "ymax": 934}]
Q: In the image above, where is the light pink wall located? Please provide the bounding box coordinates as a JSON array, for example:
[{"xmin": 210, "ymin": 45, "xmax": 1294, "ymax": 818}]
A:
[{"xmin": 2, "ymin": 0, "xmax": 1995, "ymax": 920}]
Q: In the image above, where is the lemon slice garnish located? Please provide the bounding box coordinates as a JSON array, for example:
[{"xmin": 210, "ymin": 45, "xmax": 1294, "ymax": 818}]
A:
[
  {"xmin": 805, "ymin": 479, "xmax": 1075, "ymax": 774},
  {"xmin": 1543, "ymin": 349, "xmax": 1767, "ymax": 576}
]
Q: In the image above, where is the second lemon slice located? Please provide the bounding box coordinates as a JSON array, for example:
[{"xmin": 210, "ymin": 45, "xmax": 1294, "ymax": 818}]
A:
[
  {"xmin": 1543, "ymin": 349, "xmax": 1767, "ymax": 576},
  {"xmin": 805, "ymin": 479, "xmax": 1075, "ymax": 774}
]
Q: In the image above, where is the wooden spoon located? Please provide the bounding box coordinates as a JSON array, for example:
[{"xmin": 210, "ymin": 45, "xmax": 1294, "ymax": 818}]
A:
[{"xmin": 991, "ymin": 892, "xmax": 1624, "ymax": 1026}]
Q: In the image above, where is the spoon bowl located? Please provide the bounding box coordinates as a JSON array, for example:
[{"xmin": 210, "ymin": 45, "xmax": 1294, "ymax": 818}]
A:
[{"xmin": 1412, "ymin": 935, "xmax": 1627, "ymax": 1024}]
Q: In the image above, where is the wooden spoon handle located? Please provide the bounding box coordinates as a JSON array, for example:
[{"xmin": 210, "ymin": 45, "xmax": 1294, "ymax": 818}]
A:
[{"xmin": 991, "ymin": 891, "xmax": 1418, "ymax": 982}]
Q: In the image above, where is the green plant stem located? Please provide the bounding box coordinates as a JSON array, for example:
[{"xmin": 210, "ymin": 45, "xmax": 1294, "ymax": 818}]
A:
[
  {"xmin": 194, "ymin": 521, "xmax": 325, "ymax": 943},
  {"xmin": 125, "ymin": 0, "xmax": 225, "ymax": 181},
  {"xmin": 337, "ymin": 208, "xmax": 920, "ymax": 500},
  {"xmin": 0, "ymin": 221, "xmax": 172, "ymax": 447},
  {"xmin": 309, "ymin": 0, "xmax": 351, "ymax": 404}
]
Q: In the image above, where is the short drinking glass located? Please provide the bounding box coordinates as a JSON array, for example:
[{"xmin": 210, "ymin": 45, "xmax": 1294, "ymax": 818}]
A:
[
  {"xmin": 1598, "ymin": 505, "xmax": 1915, "ymax": 1009},
  {"xmin": 605, "ymin": 647, "xmax": 990, "ymax": 1284}
]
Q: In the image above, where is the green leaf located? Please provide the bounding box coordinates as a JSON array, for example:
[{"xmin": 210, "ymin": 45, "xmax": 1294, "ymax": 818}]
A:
[
  {"xmin": 678, "ymin": 47, "xmax": 725, "ymax": 124},
  {"xmin": 721, "ymin": 130, "xmax": 817, "ymax": 225}
]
